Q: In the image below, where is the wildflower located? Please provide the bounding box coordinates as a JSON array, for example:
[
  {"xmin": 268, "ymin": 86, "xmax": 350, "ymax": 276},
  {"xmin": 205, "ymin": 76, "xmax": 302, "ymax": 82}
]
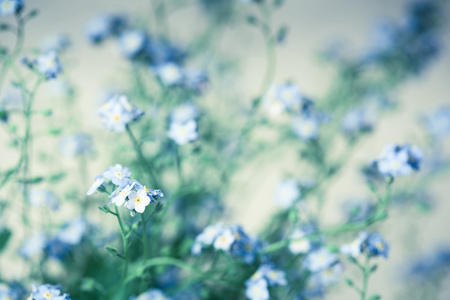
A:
[
  {"xmin": 103, "ymin": 164, "xmax": 131, "ymax": 185},
  {"xmin": 245, "ymin": 279, "xmax": 269, "ymax": 300},
  {"xmin": 86, "ymin": 175, "xmax": 104, "ymax": 196},
  {"xmin": 59, "ymin": 133, "xmax": 93, "ymax": 157},
  {"xmin": 340, "ymin": 231, "xmax": 369, "ymax": 258},
  {"xmin": 154, "ymin": 63, "xmax": 184, "ymax": 86},
  {"xmin": 130, "ymin": 289, "xmax": 171, "ymax": 300},
  {"xmin": 312, "ymin": 262, "xmax": 344, "ymax": 286},
  {"xmin": 374, "ymin": 144, "xmax": 423, "ymax": 177},
  {"xmin": 341, "ymin": 107, "xmax": 376, "ymax": 135},
  {"xmin": 29, "ymin": 284, "xmax": 71, "ymax": 300},
  {"xmin": 292, "ymin": 117, "xmax": 319, "ymax": 141},
  {"xmin": 213, "ymin": 229, "xmax": 235, "ymax": 251},
  {"xmin": 110, "ymin": 181, "xmax": 134, "ymax": 206},
  {"xmin": 125, "ymin": 188, "xmax": 151, "ymax": 213},
  {"xmin": 0, "ymin": 0, "xmax": 23, "ymax": 16},
  {"xmin": 365, "ymin": 232, "xmax": 389, "ymax": 258},
  {"xmin": 288, "ymin": 228, "xmax": 311, "ymax": 255},
  {"xmin": 263, "ymin": 83, "xmax": 305, "ymax": 117},
  {"xmin": 19, "ymin": 232, "xmax": 47, "ymax": 258},
  {"xmin": 303, "ymin": 248, "xmax": 338, "ymax": 272},
  {"xmin": 424, "ymin": 107, "xmax": 450, "ymax": 137},
  {"xmin": 0, "ymin": 282, "xmax": 24, "ymax": 300},
  {"xmin": 85, "ymin": 14, "xmax": 126, "ymax": 44},
  {"xmin": 184, "ymin": 69, "xmax": 208, "ymax": 94},
  {"xmin": 274, "ymin": 179, "xmax": 300, "ymax": 208},
  {"xmin": 41, "ymin": 34, "xmax": 71, "ymax": 53},
  {"xmin": 167, "ymin": 119, "xmax": 198, "ymax": 145},
  {"xmin": 35, "ymin": 51, "xmax": 62, "ymax": 79},
  {"xmin": 56, "ymin": 218, "xmax": 87, "ymax": 246},
  {"xmin": 118, "ymin": 30, "xmax": 147, "ymax": 58},
  {"xmin": 97, "ymin": 94, "xmax": 144, "ymax": 133}
]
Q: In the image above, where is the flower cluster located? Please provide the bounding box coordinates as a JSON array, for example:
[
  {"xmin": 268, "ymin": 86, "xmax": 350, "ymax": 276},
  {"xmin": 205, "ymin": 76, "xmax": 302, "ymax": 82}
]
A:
[
  {"xmin": 341, "ymin": 107, "xmax": 376, "ymax": 135},
  {"xmin": 29, "ymin": 284, "xmax": 71, "ymax": 300},
  {"xmin": 263, "ymin": 82, "xmax": 306, "ymax": 117},
  {"xmin": 192, "ymin": 223, "xmax": 261, "ymax": 264},
  {"xmin": 424, "ymin": 107, "xmax": 450, "ymax": 138},
  {"xmin": 245, "ymin": 264, "xmax": 287, "ymax": 300},
  {"xmin": 22, "ymin": 51, "xmax": 63, "ymax": 79},
  {"xmin": 87, "ymin": 164, "xmax": 163, "ymax": 215},
  {"xmin": 85, "ymin": 13, "xmax": 126, "ymax": 44},
  {"xmin": 373, "ymin": 144, "xmax": 423, "ymax": 178},
  {"xmin": 97, "ymin": 94, "xmax": 144, "ymax": 133},
  {"xmin": 340, "ymin": 231, "xmax": 390, "ymax": 258}
]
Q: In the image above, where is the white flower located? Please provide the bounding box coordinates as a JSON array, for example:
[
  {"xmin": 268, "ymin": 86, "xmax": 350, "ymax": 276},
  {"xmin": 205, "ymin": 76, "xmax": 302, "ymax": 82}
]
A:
[
  {"xmin": 245, "ymin": 279, "xmax": 269, "ymax": 300},
  {"xmin": 87, "ymin": 176, "xmax": 104, "ymax": 195},
  {"xmin": 167, "ymin": 120, "xmax": 198, "ymax": 145},
  {"xmin": 288, "ymin": 228, "xmax": 311, "ymax": 255},
  {"xmin": 274, "ymin": 179, "xmax": 300, "ymax": 208},
  {"xmin": 340, "ymin": 231, "xmax": 368, "ymax": 258},
  {"xmin": 125, "ymin": 188, "xmax": 151, "ymax": 213},
  {"xmin": 110, "ymin": 183, "xmax": 135, "ymax": 207},
  {"xmin": 155, "ymin": 63, "xmax": 184, "ymax": 86},
  {"xmin": 213, "ymin": 229, "xmax": 235, "ymax": 251}
]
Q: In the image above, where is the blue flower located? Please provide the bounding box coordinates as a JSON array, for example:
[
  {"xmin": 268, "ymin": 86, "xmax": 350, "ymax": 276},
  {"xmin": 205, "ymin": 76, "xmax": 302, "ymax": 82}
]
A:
[
  {"xmin": 365, "ymin": 232, "xmax": 389, "ymax": 258},
  {"xmin": 0, "ymin": 282, "xmax": 24, "ymax": 300},
  {"xmin": 19, "ymin": 232, "xmax": 47, "ymax": 259},
  {"xmin": 303, "ymin": 248, "xmax": 338, "ymax": 272},
  {"xmin": 292, "ymin": 117, "xmax": 319, "ymax": 141},
  {"xmin": 424, "ymin": 107, "xmax": 450, "ymax": 137},
  {"xmin": 245, "ymin": 279, "xmax": 269, "ymax": 300},
  {"xmin": 130, "ymin": 288, "xmax": 171, "ymax": 300},
  {"xmin": 118, "ymin": 29, "xmax": 147, "ymax": 58},
  {"xmin": 97, "ymin": 94, "xmax": 144, "ymax": 133},
  {"xmin": 274, "ymin": 178, "xmax": 301, "ymax": 208},
  {"xmin": 35, "ymin": 51, "xmax": 63, "ymax": 79},
  {"xmin": 288, "ymin": 227, "xmax": 311, "ymax": 255},
  {"xmin": 103, "ymin": 164, "xmax": 131, "ymax": 186},
  {"xmin": 340, "ymin": 231, "xmax": 369, "ymax": 258},
  {"xmin": 30, "ymin": 284, "xmax": 71, "ymax": 300},
  {"xmin": 85, "ymin": 14, "xmax": 126, "ymax": 44},
  {"xmin": 341, "ymin": 107, "xmax": 376, "ymax": 135},
  {"xmin": 154, "ymin": 63, "xmax": 184, "ymax": 86},
  {"xmin": 41, "ymin": 34, "xmax": 71, "ymax": 53},
  {"xmin": 167, "ymin": 119, "xmax": 198, "ymax": 145},
  {"xmin": 86, "ymin": 175, "xmax": 104, "ymax": 196},
  {"xmin": 263, "ymin": 83, "xmax": 305, "ymax": 117},
  {"xmin": 56, "ymin": 218, "xmax": 87, "ymax": 246},
  {"xmin": 374, "ymin": 144, "xmax": 423, "ymax": 177},
  {"xmin": 0, "ymin": 0, "xmax": 23, "ymax": 16}
]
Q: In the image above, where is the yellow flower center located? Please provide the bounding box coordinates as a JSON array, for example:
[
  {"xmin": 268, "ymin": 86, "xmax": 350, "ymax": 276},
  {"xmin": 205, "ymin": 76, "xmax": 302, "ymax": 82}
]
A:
[
  {"xmin": 113, "ymin": 115, "xmax": 120, "ymax": 122},
  {"xmin": 2, "ymin": 2, "xmax": 11, "ymax": 10},
  {"xmin": 44, "ymin": 292, "xmax": 52, "ymax": 299},
  {"xmin": 135, "ymin": 197, "xmax": 141, "ymax": 204}
]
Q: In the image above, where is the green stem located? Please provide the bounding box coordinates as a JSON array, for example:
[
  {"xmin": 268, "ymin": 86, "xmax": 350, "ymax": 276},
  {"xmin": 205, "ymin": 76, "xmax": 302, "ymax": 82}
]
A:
[
  {"xmin": 174, "ymin": 145, "xmax": 184, "ymax": 184},
  {"xmin": 260, "ymin": 183, "xmax": 392, "ymax": 254},
  {"xmin": 361, "ymin": 252, "xmax": 370, "ymax": 300},
  {"xmin": 125, "ymin": 124, "xmax": 160, "ymax": 188},
  {"xmin": 115, "ymin": 206, "xmax": 129, "ymax": 281},
  {"xmin": 140, "ymin": 213, "xmax": 148, "ymax": 261}
]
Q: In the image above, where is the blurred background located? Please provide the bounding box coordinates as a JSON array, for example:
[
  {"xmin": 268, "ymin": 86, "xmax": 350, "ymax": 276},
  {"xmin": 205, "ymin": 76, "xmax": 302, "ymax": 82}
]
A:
[{"xmin": 1, "ymin": 0, "xmax": 450, "ymax": 299}]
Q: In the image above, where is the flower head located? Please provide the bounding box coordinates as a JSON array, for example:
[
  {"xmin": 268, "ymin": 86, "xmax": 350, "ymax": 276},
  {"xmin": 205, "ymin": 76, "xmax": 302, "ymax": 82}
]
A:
[
  {"xmin": 0, "ymin": 0, "xmax": 23, "ymax": 16},
  {"xmin": 365, "ymin": 232, "xmax": 390, "ymax": 258},
  {"xmin": 274, "ymin": 179, "xmax": 300, "ymax": 208},
  {"xmin": 288, "ymin": 228, "xmax": 311, "ymax": 255},
  {"xmin": 85, "ymin": 14, "xmax": 126, "ymax": 43},
  {"xmin": 213, "ymin": 229, "xmax": 235, "ymax": 251},
  {"xmin": 374, "ymin": 144, "xmax": 423, "ymax": 177},
  {"xmin": 125, "ymin": 188, "xmax": 151, "ymax": 213},
  {"xmin": 35, "ymin": 51, "xmax": 62, "ymax": 79},
  {"xmin": 118, "ymin": 30, "xmax": 147, "ymax": 58},
  {"xmin": 245, "ymin": 279, "xmax": 269, "ymax": 300},
  {"xmin": 340, "ymin": 231, "xmax": 369, "ymax": 258},
  {"xmin": 103, "ymin": 164, "xmax": 131, "ymax": 186},
  {"xmin": 97, "ymin": 94, "xmax": 144, "ymax": 133},
  {"xmin": 30, "ymin": 284, "xmax": 70, "ymax": 300},
  {"xmin": 167, "ymin": 119, "xmax": 198, "ymax": 145},
  {"xmin": 303, "ymin": 248, "xmax": 338, "ymax": 272}
]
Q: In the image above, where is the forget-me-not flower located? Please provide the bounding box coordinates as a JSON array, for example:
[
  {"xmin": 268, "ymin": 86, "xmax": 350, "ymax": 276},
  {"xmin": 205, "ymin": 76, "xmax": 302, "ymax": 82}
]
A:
[
  {"xmin": 0, "ymin": 0, "xmax": 23, "ymax": 16},
  {"xmin": 167, "ymin": 119, "xmax": 198, "ymax": 145},
  {"xmin": 274, "ymin": 179, "xmax": 300, "ymax": 208}
]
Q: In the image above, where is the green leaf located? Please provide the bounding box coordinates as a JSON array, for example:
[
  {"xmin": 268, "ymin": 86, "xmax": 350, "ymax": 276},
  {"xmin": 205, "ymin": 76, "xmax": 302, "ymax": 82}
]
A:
[
  {"xmin": 106, "ymin": 247, "xmax": 118, "ymax": 257},
  {"xmin": 369, "ymin": 264, "xmax": 378, "ymax": 273},
  {"xmin": 0, "ymin": 228, "xmax": 12, "ymax": 253},
  {"xmin": 48, "ymin": 172, "xmax": 66, "ymax": 183},
  {"xmin": 344, "ymin": 277, "xmax": 354, "ymax": 287},
  {"xmin": 39, "ymin": 109, "xmax": 53, "ymax": 116},
  {"xmin": 276, "ymin": 26, "xmax": 288, "ymax": 43},
  {"xmin": 98, "ymin": 205, "xmax": 111, "ymax": 214},
  {"xmin": 17, "ymin": 176, "xmax": 44, "ymax": 184},
  {"xmin": 369, "ymin": 295, "xmax": 381, "ymax": 300},
  {"xmin": 0, "ymin": 23, "xmax": 10, "ymax": 30}
]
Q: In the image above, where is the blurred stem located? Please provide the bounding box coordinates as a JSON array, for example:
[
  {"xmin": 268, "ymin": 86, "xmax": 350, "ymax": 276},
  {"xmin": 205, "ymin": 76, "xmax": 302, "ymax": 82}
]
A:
[
  {"xmin": 152, "ymin": 0, "xmax": 170, "ymax": 38},
  {"xmin": 360, "ymin": 252, "xmax": 370, "ymax": 300},
  {"xmin": 174, "ymin": 145, "xmax": 184, "ymax": 184},
  {"xmin": 115, "ymin": 206, "xmax": 129, "ymax": 280},
  {"xmin": 260, "ymin": 182, "xmax": 392, "ymax": 254},
  {"xmin": 125, "ymin": 124, "xmax": 160, "ymax": 188},
  {"xmin": 0, "ymin": 15, "xmax": 25, "ymax": 94},
  {"xmin": 141, "ymin": 213, "xmax": 148, "ymax": 261}
]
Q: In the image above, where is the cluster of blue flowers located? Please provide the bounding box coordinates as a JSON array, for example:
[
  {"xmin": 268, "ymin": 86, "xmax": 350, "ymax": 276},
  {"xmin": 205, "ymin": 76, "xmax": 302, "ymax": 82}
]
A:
[
  {"xmin": 245, "ymin": 264, "xmax": 287, "ymax": 300},
  {"xmin": 0, "ymin": 0, "xmax": 23, "ymax": 16},
  {"xmin": 340, "ymin": 231, "xmax": 390, "ymax": 259},
  {"xmin": 373, "ymin": 144, "xmax": 423, "ymax": 178},
  {"xmin": 192, "ymin": 223, "xmax": 261, "ymax": 264},
  {"xmin": 21, "ymin": 51, "xmax": 63, "ymax": 80},
  {"xmin": 87, "ymin": 164, "xmax": 163, "ymax": 215},
  {"xmin": 97, "ymin": 94, "xmax": 144, "ymax": 133},
  {"xmin": 29, "ymin": 284, "xmax": 71, "ymax": 300},
  {"xmin": 167, "ymin": 102, "xmax": 200, "ymax": 146}
]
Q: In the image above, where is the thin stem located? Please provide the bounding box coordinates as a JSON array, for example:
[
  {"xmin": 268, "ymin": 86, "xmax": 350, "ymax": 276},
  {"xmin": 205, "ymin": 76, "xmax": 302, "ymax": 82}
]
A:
[
  {"xmin": 361, "ymin": 253, "xmax": 370, "ymax": 300},
  {"xmin": 125, "ymin": 124, "xmax": 160, "ymax": 188},
  {"xmin": 115, "ymin": 206, "xmax": 129, "ymax": 281},
  {"xmin": 174, "ymin": 145, "xmax": 184, "ymax": 184},
  {"xmin": 140, "ymin": 213, "xmax": 148, "ymax": 261}
]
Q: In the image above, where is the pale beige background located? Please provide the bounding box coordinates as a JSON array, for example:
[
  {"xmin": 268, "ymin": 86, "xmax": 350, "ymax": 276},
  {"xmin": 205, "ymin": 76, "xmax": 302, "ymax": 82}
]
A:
[{"xmin": 1, "ymin": 0, "xmax": 450, "ymax": 299}]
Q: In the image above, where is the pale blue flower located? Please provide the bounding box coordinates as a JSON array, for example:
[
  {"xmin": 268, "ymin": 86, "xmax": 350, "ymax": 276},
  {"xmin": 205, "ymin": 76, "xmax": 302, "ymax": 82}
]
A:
[
  {"xmin": 124, "ymin": 188, "xmax": 151, "ymax": 213},
  {"xmin": 97, "ymin": 94, "xmax": 144, "ymax": 132},
  {"xmin": 0, "ymin": 0, "xmax": 23, "ymax": 16},
  {"xmin": 130, "ymin": 288, "xmax": 171, "ymax": 300},
  {"xmin": 167, "ymin": 119, "xmax": 198, "ymax": 145},
  {"xmin": 85, "ymin": 14, "xmax": 126, "ymax": 43},
  {"xmin": 312, "ymin": 262, "xmax": 344, "ymax": 286},
  {"xmin": 288, "ymin": 228, "xmax": 311, "ymax": 255},
  {"xmin": 213, "ymin": 228, "xmax": 235, "ymax": 251},
  {"xmin": 248, "ymin": 265, "xmax": 287, "ymax": 286},
  {"xmin": 103, "ymin": 164, "xmax": 131, "ymax": 186},
  {"xmin": 263, "ymin": 82, "xmax": 305, "ymax": 117},
  {"xmin": 118, "ymin": 30, "xmax": 147, "ymax": 58},
  {"xmin": 292, "ymin": 117, "xmax": 319, "ymax": 141},
  {"xmin": 41, "ymin": 34, "xmax": 71, "ymax": 53},
  {"xmin": 303, "ymin": 248, "xmax": 338, "ymax": 272},
  {"xmin": 365, "ymin": 232, "xmax": 389, "ymax": 258},
  {"xmin": 56, "ymin": 218, "xmax": 87, "ymax": 246},
  {"xmin": 245, "ymin": 279, "xmax": 269, "ymax": 300},
  {"xmin": 341, "ymin": 107, "xmax": 376, "ymax": 135},
  {"xmin": 19, "ymin": 232, "xmax": 47, "ymax": 258},
  {"xmin": 154, "ymin": 63, "xmax": 184, "ymax": 86},
  {"xmin": 30, "ymin": 284, "xmax": 70, "ymax": 300},
  {"xmin": 0, "ymin": 282, "xmax": 23, "ymax": 300},
  {"xmin": 375, "ymin": 144, "xmax": 423, "ymax": 177},
  {"xmin": 36, "ymin": 51, "xmax": 62, "ymax": 79},
  {"xmin": 340, "ymin": 231, "xmax": 369, "ymax": 258},
  {"xmin": 274, "ymin": 178, "xmax": 300, "ymax": 208},
  {"xmin": 110, "ymin": 181, "xmax": 134, "ymax": 207},
  {"xmin": 86, "ymin": 175, "xmax": 104, "ymax": 196}
]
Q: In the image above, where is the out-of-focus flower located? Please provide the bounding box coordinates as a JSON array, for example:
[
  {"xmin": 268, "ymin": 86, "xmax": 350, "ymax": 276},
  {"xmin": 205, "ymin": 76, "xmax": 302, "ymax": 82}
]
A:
[
  {"xmin": 97, "ymin": 94, "xmax": 144, "ymax": 133},
  {"xmin": 28, "ymin": 189, "xmax": 59, "ymax": 210},
  {"xmin": 373, "ymin": 144, "xmax": 423, "ymax": 177},
  {"xmin": 213, "ymin": 229, "xmax": 235, "ymax": 251},
  {"xmin": 263, "ymin": 83, "xmax": 305, "ymax": 117},
  {"xmin": 245, "ymin": 279, "xmax": 269, "ymax": 300},
  {"xmin": 0, "ymin": 0, "xmax": 23, "ymax": 16},
  {"xmin": 310, "ymin": 262, "xmax": 345, "ymax": 287},
  {"xmin": 19, "ymin": 232, "xmax": 47, "ymax": 259},
  {"xmin": 85, "ymin": 14, "xmax": 126, "ymax": 44},
  {"xmin": 424, "ymin": 107, "xmax": 450, "ymax": 138},
  {"xmin": 59, "ymin": 133, "xmax": 93, "ymax": 157},
  {"xmin": 86, "ymin": 175, "xmax": 104, "ymax": 196},
  {"xmin": 341, "ymin": 107, "xmax": 376, "ymax": 135},
  {"xmin": 288, "ymin": 227, "xmax": 311, "ymax": 255},
  {"xmin": 56, "ymin": 218, "xmax": 87, "ymax": 246},
  {"xmin": 103, "ymin": 164, "xmax": 131, "ymax": 186},
  {"xmin": 167, "ymin": 120, "xmax": 198, "ymax": 145},
  {"xmin": 35, "ymin": 51, "xmax": 63, "ymax": 79},
  {"xmin": 41, "ymin": 34, "xmax": 71, "ymax": 53},
  {"xmin": 154, "ymin": 63, "xmax": 184, "ymax": 86},
  {"xmin": 0, "ymin": 282, "xmax": 24, "ymax": 300},
  {"xmin": 340, "ymin": 231, "xmax": 369, "ymax": 258},
  {"xmin": 365, "ymin": 232, "xmax": 389, "ymax": 258},
  {"xmin": 274, "ymin": 178, "xmax": 300, "ymax": 208},
  {"xmin": 303, "ymin": 248, "xmax": 338, "ymax": 272},
  {"xmin": 30, "ymin": 284, "xmax": 71, "ymax": 300},
  {"xmin": 118, "ymin": 30, "xmax": 147, "ymax": 58},
  {"xmin": 130, "ymin": 288, "xmax": 171, "ymax": 300},
  {"xmin": 170, "ymin": 103, "xmax": 200, "ymax": 124},
  {"xmin": 245, "ymin": 264, "xmax": 287, "ymax": 300}
]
